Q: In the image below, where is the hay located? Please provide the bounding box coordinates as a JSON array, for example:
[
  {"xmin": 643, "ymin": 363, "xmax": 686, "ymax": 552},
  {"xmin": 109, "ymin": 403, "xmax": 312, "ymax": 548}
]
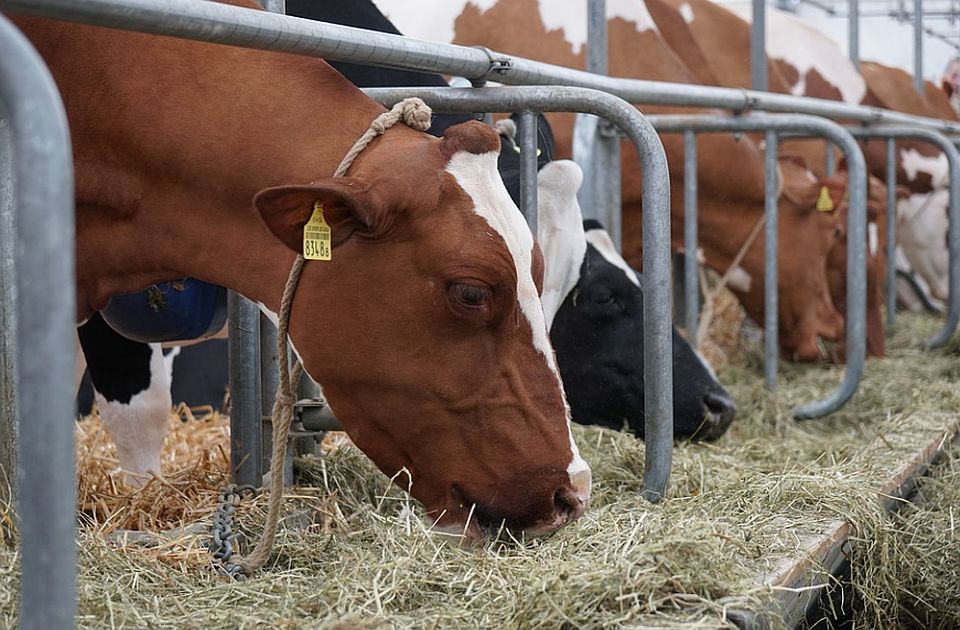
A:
[{"xmin": 0, "ymin": 313, "xmax": 957, "ymax": 627}]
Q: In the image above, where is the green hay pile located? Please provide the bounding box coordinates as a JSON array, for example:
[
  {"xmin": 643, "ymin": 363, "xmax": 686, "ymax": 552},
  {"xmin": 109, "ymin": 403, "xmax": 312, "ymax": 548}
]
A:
[{"xmin": 0, "ymin": 313, "xmax": 957, "ymax": 628}]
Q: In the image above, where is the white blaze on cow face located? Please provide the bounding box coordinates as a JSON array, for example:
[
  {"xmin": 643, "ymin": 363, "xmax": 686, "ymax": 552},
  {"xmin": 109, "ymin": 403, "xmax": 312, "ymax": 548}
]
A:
[
  {"xmin": 678, "ymin": 2, "xmax": 695, "ymax": 23},
  {"xmin": 445, "ymin": 150, "xmax": 590, "ymax": 494},
  {"xmin": 733, "ymin": 6, "xmax": 866, "ymax": 104},
  {"xmin": 900, "ymin": 148, "xmax": 949, "ymax": 188},
  {"xmin": 537, "ymin": 160, "xmax": 587, "ymax": 328},
  {"xmin": 584, "ymin": 227, "xmax": 641, "ymax": 288}
]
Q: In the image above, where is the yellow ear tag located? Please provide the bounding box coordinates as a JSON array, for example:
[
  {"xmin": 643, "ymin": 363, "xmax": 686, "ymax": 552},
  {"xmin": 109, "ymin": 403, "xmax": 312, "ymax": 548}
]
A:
[
  {"xmin": 816, "ymin": 185, "xmax": 836, "ymax": 212},
  {"xmin": 303, "ymin": 201, "xmax": 332, "ymax": 261}
]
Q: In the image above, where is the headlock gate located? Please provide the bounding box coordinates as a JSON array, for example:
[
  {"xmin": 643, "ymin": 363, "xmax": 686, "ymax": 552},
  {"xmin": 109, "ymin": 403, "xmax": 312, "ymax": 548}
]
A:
[{"xmin": 1, "ymin": 0, "xmax": 960, "ymax": 626}]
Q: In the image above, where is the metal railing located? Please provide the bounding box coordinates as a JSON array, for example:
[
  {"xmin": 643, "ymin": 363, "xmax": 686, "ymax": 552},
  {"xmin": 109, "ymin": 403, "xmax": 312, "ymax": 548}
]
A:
[
  {"xmin": 647, "ymin": 114, "xmax": 869, "ymax": 419},
  {"xmin": 0, "ymin": 14, "xmax": 76, "ymax": 630},
  {"xmin": 844, "ymin": 127, "xmax": 960, "ymax": 347}
]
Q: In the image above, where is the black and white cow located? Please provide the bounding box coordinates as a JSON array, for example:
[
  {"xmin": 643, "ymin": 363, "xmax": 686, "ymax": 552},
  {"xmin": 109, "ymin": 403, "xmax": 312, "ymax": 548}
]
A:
[
  {"xmin": 537, "ymin": 161, "xmax": 736, "ymax": 442},
  {"xmin": 75, "ymin": 0, "xmax": 736, "ymax": 483}
]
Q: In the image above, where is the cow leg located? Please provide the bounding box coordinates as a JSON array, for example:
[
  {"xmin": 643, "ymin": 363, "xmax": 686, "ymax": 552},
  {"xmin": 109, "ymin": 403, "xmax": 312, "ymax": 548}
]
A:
[{"xmin": 77, "ymin": 313, "xmax": 170, "ymax": 485}]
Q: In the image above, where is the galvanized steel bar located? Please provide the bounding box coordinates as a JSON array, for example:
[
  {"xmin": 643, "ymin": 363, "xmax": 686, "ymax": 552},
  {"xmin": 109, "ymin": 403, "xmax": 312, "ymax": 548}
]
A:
[
  {"xmin": 586, "ymin": 0, "xmax": 607, "ymax": 76},
  {"xmin": 649, "ymin": 113, "xmax": 867, "ymax": 419},
  {"xmin": 825, "ymin": 141, "xmax": 837, "ymax": 176},
  {"xmin": 0, "ymin": 111, "xmax": 15, "ymax": 503},
  {"xmin": 518, "ymin": 110, "xmax": 539, "ymax": 234},
  {"xmin": 3, "ymin": 0, "xmax": 960, "ymax": 134},
  {"xmin": 885, "ymin": 138, "xmax": 897, "ymax": 327},
  {"xmin": 849, "ymin": 0, "xmax": 860, "ymax": 71},
  {"xmin": 228, "ymin": 293, "xmax": 262, "ymax": 485},
  {"xmin": 597, "ymin": 122, "xmax": 623, "ymax": 248},
  {"xmin": 846, "ymin": 127, "xmax": 960, "ymax": 348},
  {"xmin": 914, "ymin": 0, "xmax": 924, "ymax": 94},
  {"xmin": 0, "ymin": 14, "xmax": 76, "ymax": 629},
  {"xmin": 683, "ymin": 130, "xmax": 699, "ymax": 341},
  {"xmin": 751, "ymin": 0, "xmax": 767, "ymax": 91},
  {"xmin": 764, "ymin": 130, "xmax": 779, "ymax": 391},
  {"xmin": 364, "ymin": 85, "xmax": 674, "ymax": 502}
]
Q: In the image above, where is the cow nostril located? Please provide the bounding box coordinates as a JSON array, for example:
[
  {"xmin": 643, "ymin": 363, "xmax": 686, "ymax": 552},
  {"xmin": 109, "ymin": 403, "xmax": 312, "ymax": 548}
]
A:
[
  {"xmin": 554, "ymin": 487, "xmax": 582, "ymax": 519},
  {"xmin": 703, "ymin": 388, "xmax": 737, "ymax": 416}
]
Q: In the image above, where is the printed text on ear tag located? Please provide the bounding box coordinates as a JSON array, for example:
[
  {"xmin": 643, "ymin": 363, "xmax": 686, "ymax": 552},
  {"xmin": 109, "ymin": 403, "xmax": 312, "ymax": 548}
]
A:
[
  {"xmin": 816, "ymin": 185, "xmax": 836, "ymax": 212},
  {"xmin": 303, "ymin": 201, "xmax": 332, "ymax": 261}
]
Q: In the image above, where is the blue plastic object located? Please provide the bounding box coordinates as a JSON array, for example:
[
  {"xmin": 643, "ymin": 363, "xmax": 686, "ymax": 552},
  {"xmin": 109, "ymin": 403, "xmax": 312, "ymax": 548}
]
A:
[{"xmin": 100, "ymin": 278, "xmax": 228, "ymax": 343}]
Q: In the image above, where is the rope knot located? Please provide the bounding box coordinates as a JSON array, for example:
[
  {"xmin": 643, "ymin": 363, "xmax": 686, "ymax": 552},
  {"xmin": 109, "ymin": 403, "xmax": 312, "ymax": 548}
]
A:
[{"xmin": 396, "ymin": 97, "xmax": 433, "ymax": 132}]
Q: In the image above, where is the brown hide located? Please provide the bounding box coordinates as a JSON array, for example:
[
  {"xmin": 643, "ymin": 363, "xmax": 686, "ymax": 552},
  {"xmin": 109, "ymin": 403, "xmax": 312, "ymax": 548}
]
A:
[
  {"xmin": 452, "ymin": 0, "xmax": 845, "ymax": 360},
  {"xmin": 646, "ymin": 0, "xmax": 887, "ymax": 358},
  {"xmin": 15, "ymin": 4, "xmax": 589, "ymax": 539}
]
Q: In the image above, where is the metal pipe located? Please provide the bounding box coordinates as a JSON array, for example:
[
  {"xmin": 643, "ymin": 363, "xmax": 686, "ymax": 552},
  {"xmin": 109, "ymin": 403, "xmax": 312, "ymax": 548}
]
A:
[
  {"xmin": 846, "ymin": 127, "xmax": 960, "ymax": 348},
  {"xmin": 228, "ymin": 293, "xmax": 262, "ymax": 486},
  {"xmin": 683, "ymin": 130, "xmax": 699, "ymax": 341},
  {"xmin": 0, "ymin": 112, "xmax": 16, "ymax": 504},
  {"xmin": 764, "ymin": 129, "xmax": 780, "ymax": 391},
  {"xmin": 586, "ymin": 0, "xmax": 607, "ymax": 76},
  {"xmin": 518, "ymin": 110, "xmax": 539, "ymax": 234},
  {"xmin": 259, "ymin": 313, "xmax": 278, "ymax": 477},
  {"xmin": 914, "ymin": 0, "xmax": 924, "ymax": 94},
  {"xmin": 364, "ymin": 86, "xmax": 674, "ymax": 501},
  {"xmin": 4, "ymin": 0, "xmax": 960, "ymax": 134},
  {"xmin": 597, "ymin": 121, "xmax": 623, "ymax": 248},
  {"xmin": 825, "ymin": 140, "xmax": 837, "ymax": 176},
  {"xmin": 0, "ymin": 14, "xmax": 76, "ymax": 629},
  {"xmin": 751, "ymin": 0, "xmax": 767, "ymax": 91},
  {"xmin": 849, "ymin": 0, "xmax": 860, "ymax": 70},
  {"xmin": 649, "ymin": 113, "xmax": 867, "ymax": 419},
  {"xmin": 885, "ymin": 138, "xmax": 897, "ymax": 327}
]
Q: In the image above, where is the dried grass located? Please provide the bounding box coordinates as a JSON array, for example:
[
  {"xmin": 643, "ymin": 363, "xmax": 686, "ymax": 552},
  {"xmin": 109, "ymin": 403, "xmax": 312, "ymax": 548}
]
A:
[{"xmin": 0, "ymin": 313, "xmax": 956, "ymax": 627}]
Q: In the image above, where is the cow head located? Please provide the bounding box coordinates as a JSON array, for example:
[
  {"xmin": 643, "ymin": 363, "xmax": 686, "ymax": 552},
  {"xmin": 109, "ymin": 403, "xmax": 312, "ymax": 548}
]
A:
[
  {"xmin": 254, "ymin": 121, "xmax": 590, "ymax": 541},
  {"xmin": 537, "ymin": 161, "xmax": 736, "ymax": 442},
  {"xmin": 818, "ymin": 170, "xmax": 891, "ymax": 360}
]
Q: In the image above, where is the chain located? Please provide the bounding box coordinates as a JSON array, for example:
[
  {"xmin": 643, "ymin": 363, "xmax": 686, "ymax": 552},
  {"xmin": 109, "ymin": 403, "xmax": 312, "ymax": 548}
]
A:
[{"xmin": 209, "ymin": 483, "xmax": 258, "ymax": 579}]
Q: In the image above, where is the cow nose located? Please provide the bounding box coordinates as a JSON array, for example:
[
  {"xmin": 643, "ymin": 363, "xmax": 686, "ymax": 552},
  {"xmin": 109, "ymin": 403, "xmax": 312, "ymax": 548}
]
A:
[
  {"xmin": 553, "ymin": 486, "xmax": 587, "ymax": 523},
  {"xmin": 700, "ymin": 387, "xmax": 737, "ymax": 441}
]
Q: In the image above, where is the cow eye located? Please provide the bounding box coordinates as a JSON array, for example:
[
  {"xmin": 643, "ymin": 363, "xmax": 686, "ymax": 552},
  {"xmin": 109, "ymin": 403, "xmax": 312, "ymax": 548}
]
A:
[
  {"xmin": 449, "ymin": 282, "xmax": 492, "ymax": 311},
  {"xmin": 593, "ymin": 289, "xmax": 614, "ymax": 305}
]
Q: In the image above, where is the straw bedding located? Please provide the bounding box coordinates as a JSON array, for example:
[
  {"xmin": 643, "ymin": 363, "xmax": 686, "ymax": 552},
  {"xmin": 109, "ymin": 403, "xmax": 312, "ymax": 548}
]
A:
[{"xmin": 0, "ymin": 313, "xmax": 957, "ymax": 627}]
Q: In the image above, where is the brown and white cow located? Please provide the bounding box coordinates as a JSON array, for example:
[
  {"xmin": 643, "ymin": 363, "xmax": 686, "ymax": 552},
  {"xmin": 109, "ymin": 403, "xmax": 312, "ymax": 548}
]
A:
[
  {"xmin": 12, "ymin": 1, "xmax": 591, "ymax": 540},
  {"xmin": 646, "ymin": 0, "xmax": 889, "ymax": 358},
  {"xmin": 375, "ymin": 0, "xmax": 847, "ymax": 360}
]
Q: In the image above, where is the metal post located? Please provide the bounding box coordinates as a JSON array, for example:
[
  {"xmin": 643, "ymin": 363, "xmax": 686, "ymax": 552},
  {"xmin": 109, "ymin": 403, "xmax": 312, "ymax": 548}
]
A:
[
  {"xmin": 683, "ymin": 130, "xmax": 699, "ymax": 341},
  {"xmin": 764, "ymin": 130, "xmax": 779, "ymax": 391},
  {"xmin": 0, "ymin": 14, "xmax": 76, "ymax": 629},
  {"xmin": 587, "ymin": 0, "xmax": 607, "ymax": 76},
  {"xmin": 825, "ymin": 141, "xmax": 837, "ymax": 176},
  {"xmin": 849, "ymin": 0, "xmax": 860, "ymax": 70},
  {"xmin": 885, "ymin": 138, "xmax": 897, "ymax": 326},
  {"xmin": 364, "ymin": 86, "xmax": 673, "ymax": 501},
  {"xmin": 915, "ymin": 0, "xmax": 924, "ymax": 94},
  {"xmin": 518, "ymin": 110, "xmax": 539, "ymax": 234},
  {"xmin": 0, "ymin": 116, "xmax": 15, "ymax": 502},
  {"xmin": 259, "ymin": 314, "xmax": 278, "ymax": 476},
  {"xmin": 751, "ymin": 0, "xmax": 768, "ymax": 91},
  {"xmin": 647, "ymin": 113, "xmax": 868, "ymax": 419},
  {"xmin": 228, "ymin": 293, "xmax": 262, "ymax": 485}
]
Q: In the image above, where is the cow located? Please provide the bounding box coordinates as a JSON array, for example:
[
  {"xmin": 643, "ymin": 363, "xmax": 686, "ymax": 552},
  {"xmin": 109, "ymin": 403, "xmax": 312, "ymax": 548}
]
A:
[
  {"xmin": 14, "ymin": 0, "xmax": 590, "ymax": 540},
  {"xmin": 74, "ymin": 0, "xmax": 736, "ymax": 489},
  {"xmin": 536, "ymin": 161, "xmax": 736, "ymax": 441},
  {"xmin": 381, "ymin": 0, "xmax": 847, "ymax": 361},
  {"xmin": 644, "ymin": 0, "xmax": 889, "ymax": 358}
]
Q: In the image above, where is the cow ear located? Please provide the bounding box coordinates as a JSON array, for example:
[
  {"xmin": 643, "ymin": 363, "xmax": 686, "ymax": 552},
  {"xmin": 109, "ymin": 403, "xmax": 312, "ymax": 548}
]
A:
[{"xmin": 254, "ymin": 178, "xmax": 386, "ymax": 254}]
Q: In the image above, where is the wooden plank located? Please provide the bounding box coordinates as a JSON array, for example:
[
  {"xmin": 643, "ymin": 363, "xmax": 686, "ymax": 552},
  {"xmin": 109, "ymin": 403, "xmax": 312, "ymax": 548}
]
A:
[{"xmin": 729, "ymin": 421, "xmax": 960, "ymax": 629}]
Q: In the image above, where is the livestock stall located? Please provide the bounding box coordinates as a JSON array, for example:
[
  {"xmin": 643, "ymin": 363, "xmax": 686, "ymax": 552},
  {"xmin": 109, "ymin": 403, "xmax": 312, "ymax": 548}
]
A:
[{"xmin": 1, "ymin": 0, "xmax": 959, "ymax": 626}]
